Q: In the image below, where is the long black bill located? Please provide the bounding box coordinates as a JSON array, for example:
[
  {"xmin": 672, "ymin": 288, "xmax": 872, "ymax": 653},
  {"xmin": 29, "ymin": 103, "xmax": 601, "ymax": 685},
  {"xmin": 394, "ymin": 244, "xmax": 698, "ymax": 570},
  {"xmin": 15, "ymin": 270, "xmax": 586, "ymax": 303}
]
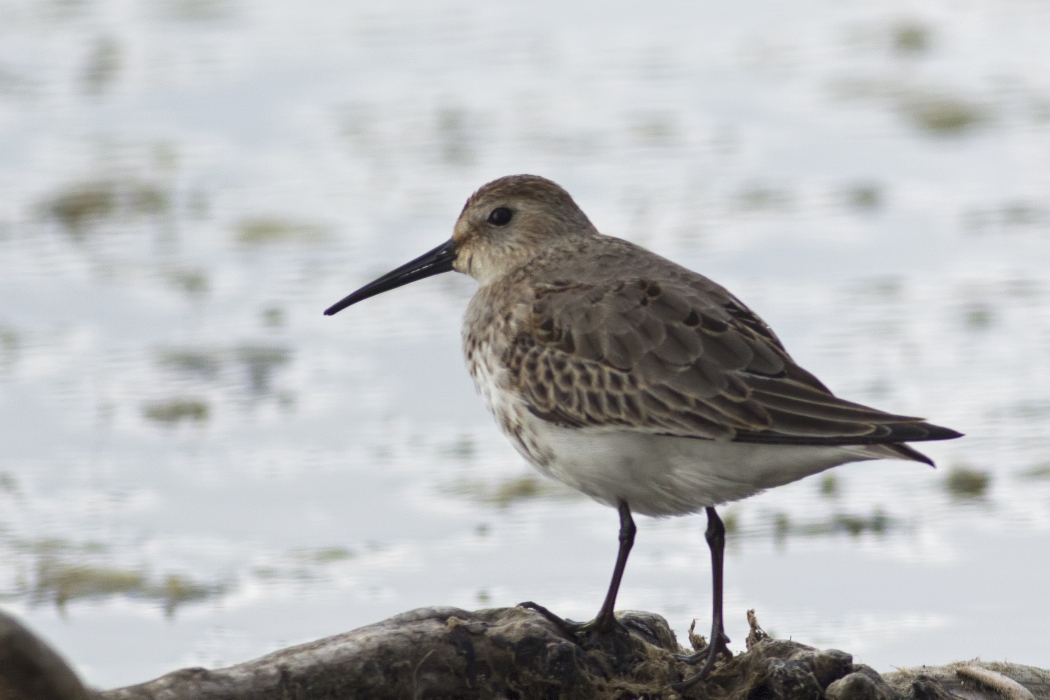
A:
[{"xmin": 324, "ymin": 239, "xmax": 457, "ymax": 316}]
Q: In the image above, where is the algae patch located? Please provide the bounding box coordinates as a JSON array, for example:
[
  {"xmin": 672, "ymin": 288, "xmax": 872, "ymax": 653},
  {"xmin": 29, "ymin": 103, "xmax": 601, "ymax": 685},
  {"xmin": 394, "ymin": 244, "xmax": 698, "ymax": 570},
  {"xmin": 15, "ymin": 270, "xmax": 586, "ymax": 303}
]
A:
[
  {"xmin": 892, "ymin": 22, "xmax": 932, "ymax": 54},
  {"xmin": 236, "ymin": 345, "xmax": 291, "ymax": 394},
  {"xmin": 43, "ymin": 182, "xmax": 116, "ymax": 231},
  {"xmin": 143, "ymin": 397, "xmax": 210, "ymax": 424},
  {"xmin": 168, "ymin": 269, "xmax": 209, "ymax": 296},
  {"xmin": 769, "ymin": 509, "xmax": 891, "ymax": 542},
  {"xmin": 963, "ymin": 305, "xmax": 995, "ymax": 330},
  {"xmin": 441, "ymin": 473, "xmax": 582, "ymax": 508},
  {"xmin": 82, "ymin": 36, "xmax": 121, "ymax": 94},
  {"xmin": 1021, "ymin": 462, "xmax": 1050, "ymax": 480},
  {"xmin": 841, "ymin": 184, "xmax": 882, "ymax": 211},
  {"xmin": 157, "ymin": 348, "xmax": 222, "ymax": 379},
  {"xmin": 902, "ymin": 94, "xmax": 986, "ymax": 135},
  {"xmin": 235, "ymin": 218, "xmax": 328, "ymax": 245},
  {"xmin": 0, "ymin": 324, "xmax": 20, "ymax": 368},
  {"xmin": 819, "ymin": 473, "xmax": 840, "ymax": 498},
  {"xmin": 295, "ymin": 546, "xmax": 356, "ymax": 564},
  {"xmin": 33, "ymin": 560, "xmax": 145, "ymax": 610},
  {"xmin": 252, "ymin": 546, "xmax": 358, "ymax": 583},
  {"xmin": 40, "ymin": 179, "xmax": 169, "ymax": 235},
  {"xmin": 735, "ymin": 185, "xmax": 792, "ymax": 212},
  {"xmin": 154, "ymin": 344, "xmax": 292, "ymax": 394},
  {"xmin": 18, "ymin": 557, "xmax": 223, "ymax": 617},
  {"xmin": 152, "ymin": 574, "xmax": 219, "ymax": 617},
  {"xmin": 945, "ymin": 466, "xmax": 991, "ymax": 498}
]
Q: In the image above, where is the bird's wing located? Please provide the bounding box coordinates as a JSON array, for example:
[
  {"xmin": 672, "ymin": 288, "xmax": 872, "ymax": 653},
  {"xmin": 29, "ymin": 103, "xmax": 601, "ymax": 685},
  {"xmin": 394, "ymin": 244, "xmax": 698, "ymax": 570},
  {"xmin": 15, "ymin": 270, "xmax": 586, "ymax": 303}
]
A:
[{"xmin": 506, "ymin": 277, "xmax": 959, "ymax": 445}]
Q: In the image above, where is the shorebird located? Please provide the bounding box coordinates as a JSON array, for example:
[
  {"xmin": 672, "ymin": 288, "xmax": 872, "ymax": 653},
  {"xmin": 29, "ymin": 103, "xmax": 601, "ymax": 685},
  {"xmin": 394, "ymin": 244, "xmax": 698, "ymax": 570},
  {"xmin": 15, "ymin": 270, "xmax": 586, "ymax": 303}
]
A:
[{"xmin": 324, "ymin": 175, "xmax": 961, "ymax": 685}]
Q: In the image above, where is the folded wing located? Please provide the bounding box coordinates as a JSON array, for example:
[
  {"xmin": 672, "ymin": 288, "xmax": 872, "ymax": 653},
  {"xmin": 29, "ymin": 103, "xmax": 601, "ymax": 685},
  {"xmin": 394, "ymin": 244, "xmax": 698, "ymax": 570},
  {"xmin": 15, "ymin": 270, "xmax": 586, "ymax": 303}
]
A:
[{"xmin": 506, "ymin": 277, "xmax": 961, "ymax": 447}]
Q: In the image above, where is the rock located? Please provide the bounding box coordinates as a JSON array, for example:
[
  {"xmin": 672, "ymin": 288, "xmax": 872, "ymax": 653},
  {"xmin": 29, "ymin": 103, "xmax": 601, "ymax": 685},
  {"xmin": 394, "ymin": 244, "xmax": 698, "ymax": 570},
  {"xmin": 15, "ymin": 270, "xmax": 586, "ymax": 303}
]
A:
[
  {"xmin": 854, "ymin": 664, "xmax": 899, "ymax": 700},
  {"xmin": 100, "ymin": 606, "xmax": 687, "ymax": 700},
  {"xmin": 756, "ymin": 657, "xmax": 827, "ymax": 700},
  {"xmin": 3, "ymin": 605, "xmax": 1050, "ymax": 700},
  {"xmin": 708, "ymin": 638, "xmax": 853, "ymax": 700},
  {"xmin": 811, "ymin": 650, "xmax": 856, "ymax": 689},
  {"xmin": 0, "ymin": 610, "xmax": 92, "ymax": 700},
  {"xmin": 826, "ymin": 672, "xmax": 896, "ymax": 700},
  {"xmin": 904, "ymin": 675, "xmax": 962, "ymax": 700},
  {"xmin": 886, "ymin": 662, "xmax": 1050, "ymax": 700}
]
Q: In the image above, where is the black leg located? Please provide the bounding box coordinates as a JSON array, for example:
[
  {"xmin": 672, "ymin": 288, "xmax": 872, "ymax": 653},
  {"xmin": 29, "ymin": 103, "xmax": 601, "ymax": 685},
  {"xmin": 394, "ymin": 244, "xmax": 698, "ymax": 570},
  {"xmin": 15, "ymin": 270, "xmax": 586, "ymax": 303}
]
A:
[
  {"xmin": 593, "ymin": 499, "xmax": 636, "ymax": 632},
  {"xmin": 519, "ymin": 499, "xmax": 635, "ymax": 638},
  {"xmin": 675, "ymin": 507, "xmax": 732, "ymax": 689}
]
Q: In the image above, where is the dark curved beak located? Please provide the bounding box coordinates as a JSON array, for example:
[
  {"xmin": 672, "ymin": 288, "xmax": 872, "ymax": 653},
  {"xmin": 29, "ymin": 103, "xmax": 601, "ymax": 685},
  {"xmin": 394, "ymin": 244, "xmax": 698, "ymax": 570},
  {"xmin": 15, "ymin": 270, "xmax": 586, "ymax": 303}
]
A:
[{"xmin": 324, "ymin": 239, "xmax": 457, "ymax": 316}]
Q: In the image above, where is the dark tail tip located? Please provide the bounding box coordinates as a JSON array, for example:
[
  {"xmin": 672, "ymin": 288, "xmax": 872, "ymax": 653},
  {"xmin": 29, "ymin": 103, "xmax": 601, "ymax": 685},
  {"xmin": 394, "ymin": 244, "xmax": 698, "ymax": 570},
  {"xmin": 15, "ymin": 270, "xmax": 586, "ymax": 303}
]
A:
[
  {"xmin": 927, "ymin": 425, "xmax": 964, "ymax": 441},
  {"xmin": 889, "ymin": 443, "xmax": 936, "ymax": 467}
]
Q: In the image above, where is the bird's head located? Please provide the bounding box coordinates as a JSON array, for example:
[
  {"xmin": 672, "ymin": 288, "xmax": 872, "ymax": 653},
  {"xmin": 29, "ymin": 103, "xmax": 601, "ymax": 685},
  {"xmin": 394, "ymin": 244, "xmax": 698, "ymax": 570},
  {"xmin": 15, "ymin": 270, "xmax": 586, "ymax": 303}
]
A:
[
  {"xmin": 450, "ymin": 174, "xmax": 594, "ymax": 284},
  {"xmin": 324, "ymin": 174, "xmax": 593, "ymax": 316}
]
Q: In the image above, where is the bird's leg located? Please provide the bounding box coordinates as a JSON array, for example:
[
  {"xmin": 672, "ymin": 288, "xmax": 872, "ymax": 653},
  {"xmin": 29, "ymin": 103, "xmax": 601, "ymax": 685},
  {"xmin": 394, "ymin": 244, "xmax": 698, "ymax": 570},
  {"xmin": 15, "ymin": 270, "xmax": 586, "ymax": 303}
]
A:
[
  {"xmin": 592, "ymin": 499, "xmax": 636, "ymax": 633},
  {"xmin": 674, "ymin": 507, "xmax": 732, "ymax": 688},
  {"xmin": 520, "ymin": 500, "xmax": 635, "ymax": 637}
]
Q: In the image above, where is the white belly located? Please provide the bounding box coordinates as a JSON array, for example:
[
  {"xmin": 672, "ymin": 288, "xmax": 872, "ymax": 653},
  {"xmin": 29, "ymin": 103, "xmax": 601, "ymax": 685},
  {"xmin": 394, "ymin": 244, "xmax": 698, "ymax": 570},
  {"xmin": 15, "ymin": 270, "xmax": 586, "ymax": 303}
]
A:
[
  {"xmin": 526, "ymin": 417, "xmax": 897, "ymax": 516},
  {"xmin": 465, "ymin": 336, "xmax": 902, "ymax": 517}
]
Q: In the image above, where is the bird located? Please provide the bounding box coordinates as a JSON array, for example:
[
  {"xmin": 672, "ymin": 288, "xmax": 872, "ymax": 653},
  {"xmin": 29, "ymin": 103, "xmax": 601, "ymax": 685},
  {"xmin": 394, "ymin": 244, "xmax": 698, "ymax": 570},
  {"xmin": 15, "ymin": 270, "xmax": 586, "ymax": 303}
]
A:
[{"xmin": 324, "ymin": 174, "xmax": 962, "ymax": 686}]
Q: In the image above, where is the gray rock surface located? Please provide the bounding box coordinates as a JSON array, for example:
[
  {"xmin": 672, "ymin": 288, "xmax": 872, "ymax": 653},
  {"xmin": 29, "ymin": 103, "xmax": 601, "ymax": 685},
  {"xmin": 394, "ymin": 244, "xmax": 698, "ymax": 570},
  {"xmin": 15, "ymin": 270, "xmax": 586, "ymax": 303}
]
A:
[
  {"xmin": 886, "ymin": 662, "xmax": 1049, "ymax": 700},
  {"xmin": 1, "ymin": 606, "xmax": 1047, "ymax": 700}
]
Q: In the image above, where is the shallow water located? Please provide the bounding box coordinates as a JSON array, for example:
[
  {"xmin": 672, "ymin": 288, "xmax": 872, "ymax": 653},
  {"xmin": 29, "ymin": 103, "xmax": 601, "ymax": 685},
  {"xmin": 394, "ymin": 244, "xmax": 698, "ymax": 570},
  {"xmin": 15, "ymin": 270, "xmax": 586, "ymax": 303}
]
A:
[{"xmin": 1, "ymin": 0, "xmax": 1049, "ymax": 688}]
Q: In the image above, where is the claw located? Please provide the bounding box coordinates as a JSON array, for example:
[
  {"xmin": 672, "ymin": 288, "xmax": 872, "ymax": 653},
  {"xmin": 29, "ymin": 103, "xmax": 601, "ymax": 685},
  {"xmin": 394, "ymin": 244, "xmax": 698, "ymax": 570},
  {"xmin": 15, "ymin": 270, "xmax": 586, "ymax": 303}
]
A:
[
  {"xmin": 517, "ymin": 601, "xmax": 588, "ymax": 638},
  {"xmin": 673, "ymin": 627, "xmax": 731, "ymax": 690},
  {"xmin": 517, "ymin": 601, "xmax": 626, "ymax": 641},
  {"xmin": 672, "ymin": 648, "xmax": 708, "ymax": 664}
]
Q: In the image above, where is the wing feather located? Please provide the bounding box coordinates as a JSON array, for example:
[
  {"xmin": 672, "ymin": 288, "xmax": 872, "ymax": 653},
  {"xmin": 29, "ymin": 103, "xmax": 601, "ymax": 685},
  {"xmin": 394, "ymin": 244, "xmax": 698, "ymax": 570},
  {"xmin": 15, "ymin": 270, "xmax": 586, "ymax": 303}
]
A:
[{"xmin": 509, "ymin": 276, "xmax": 960, "ymax": 446}]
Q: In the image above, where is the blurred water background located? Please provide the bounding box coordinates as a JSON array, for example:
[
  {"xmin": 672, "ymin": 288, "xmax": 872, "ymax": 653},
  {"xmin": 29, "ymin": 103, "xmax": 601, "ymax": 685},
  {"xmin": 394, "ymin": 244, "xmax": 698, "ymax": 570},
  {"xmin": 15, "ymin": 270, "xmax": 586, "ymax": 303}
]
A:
[{"xmin": 1, "ymin": 0, "xmax": 1049, "ymax": 688}]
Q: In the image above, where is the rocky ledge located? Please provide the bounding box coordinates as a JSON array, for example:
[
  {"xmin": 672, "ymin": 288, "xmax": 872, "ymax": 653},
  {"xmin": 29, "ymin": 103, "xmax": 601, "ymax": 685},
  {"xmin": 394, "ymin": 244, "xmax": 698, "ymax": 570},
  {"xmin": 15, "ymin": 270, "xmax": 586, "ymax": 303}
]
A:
[{"xmin": 1, "ymin": 606, "xmax": 1047, "ymax": 700}]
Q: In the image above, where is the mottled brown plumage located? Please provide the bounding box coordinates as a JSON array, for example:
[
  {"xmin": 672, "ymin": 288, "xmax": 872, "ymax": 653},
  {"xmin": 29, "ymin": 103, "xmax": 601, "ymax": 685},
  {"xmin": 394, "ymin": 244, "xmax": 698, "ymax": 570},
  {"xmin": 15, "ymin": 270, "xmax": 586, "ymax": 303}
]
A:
[
  {"xmin": 325, "ymin": 173, "xmax": 962, "ymax": 681},
  {"xmin": 454, "ymin": 176, "xmax": 957, "ymax": 464}
]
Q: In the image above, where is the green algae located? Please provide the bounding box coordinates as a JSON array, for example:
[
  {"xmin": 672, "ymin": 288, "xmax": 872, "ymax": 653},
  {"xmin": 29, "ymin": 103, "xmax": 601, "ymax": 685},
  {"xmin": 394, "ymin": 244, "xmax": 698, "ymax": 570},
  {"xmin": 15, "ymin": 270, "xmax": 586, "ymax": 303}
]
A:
[
  {"xmin": 143, "ymin": 397, "xmax": 210, "ymax": 424},
  {"xmin": 945, "ymin": 466, "xmax": 991, "ymax": 498},
  {"xmin": 235, "ymin": 218, "xmax": 327, "ymax": 245}
]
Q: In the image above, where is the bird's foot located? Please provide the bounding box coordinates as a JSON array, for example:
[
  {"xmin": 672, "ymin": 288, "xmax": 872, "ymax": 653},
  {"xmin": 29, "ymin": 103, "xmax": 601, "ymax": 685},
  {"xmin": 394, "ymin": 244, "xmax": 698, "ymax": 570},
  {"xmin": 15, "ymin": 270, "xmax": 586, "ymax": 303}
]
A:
[
  {"xmin": 673, "ymin": 624, "xmax": 732, "ymax": 690},
  {"xmin": 517, "ymin": 601, "xmax": 585, "ymax": 637},
  {"xmin": 517, "ymin": 601, "xmax": 627, "ymax": 642}
]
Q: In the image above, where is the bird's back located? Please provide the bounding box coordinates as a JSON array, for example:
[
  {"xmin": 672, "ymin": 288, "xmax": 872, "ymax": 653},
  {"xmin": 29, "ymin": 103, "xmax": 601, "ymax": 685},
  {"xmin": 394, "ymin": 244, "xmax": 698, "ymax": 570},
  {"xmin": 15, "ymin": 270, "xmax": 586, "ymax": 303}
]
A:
[{"xmin": 464, "ymin": 232, "xmax": 959, "ymax": 457}]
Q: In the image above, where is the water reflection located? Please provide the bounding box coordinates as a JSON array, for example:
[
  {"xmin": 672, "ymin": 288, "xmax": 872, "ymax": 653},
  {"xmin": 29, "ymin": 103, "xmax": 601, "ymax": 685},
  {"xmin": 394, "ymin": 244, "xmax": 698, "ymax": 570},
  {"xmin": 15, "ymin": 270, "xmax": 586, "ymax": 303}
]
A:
[{"xmin": 0, "ymin": 0, "xmax": 1048, "ymax": 689}]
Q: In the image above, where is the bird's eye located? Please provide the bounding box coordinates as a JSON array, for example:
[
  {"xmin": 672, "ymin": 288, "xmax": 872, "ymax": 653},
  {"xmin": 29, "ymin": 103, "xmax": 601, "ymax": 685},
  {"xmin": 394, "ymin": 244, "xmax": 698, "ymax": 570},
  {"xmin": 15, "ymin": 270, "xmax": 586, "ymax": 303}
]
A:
[{"xmin": 488, "ymin": 207, "xmax": 513, "ymax": 226}]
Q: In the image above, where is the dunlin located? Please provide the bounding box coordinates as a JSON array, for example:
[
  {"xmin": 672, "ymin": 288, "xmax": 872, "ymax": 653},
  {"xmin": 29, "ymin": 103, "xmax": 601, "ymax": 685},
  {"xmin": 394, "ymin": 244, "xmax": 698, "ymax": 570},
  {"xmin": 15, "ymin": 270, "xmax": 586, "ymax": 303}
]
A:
[{"xmin": 325, "ymin": 175, "xmax": 961, "ymax": 685}]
